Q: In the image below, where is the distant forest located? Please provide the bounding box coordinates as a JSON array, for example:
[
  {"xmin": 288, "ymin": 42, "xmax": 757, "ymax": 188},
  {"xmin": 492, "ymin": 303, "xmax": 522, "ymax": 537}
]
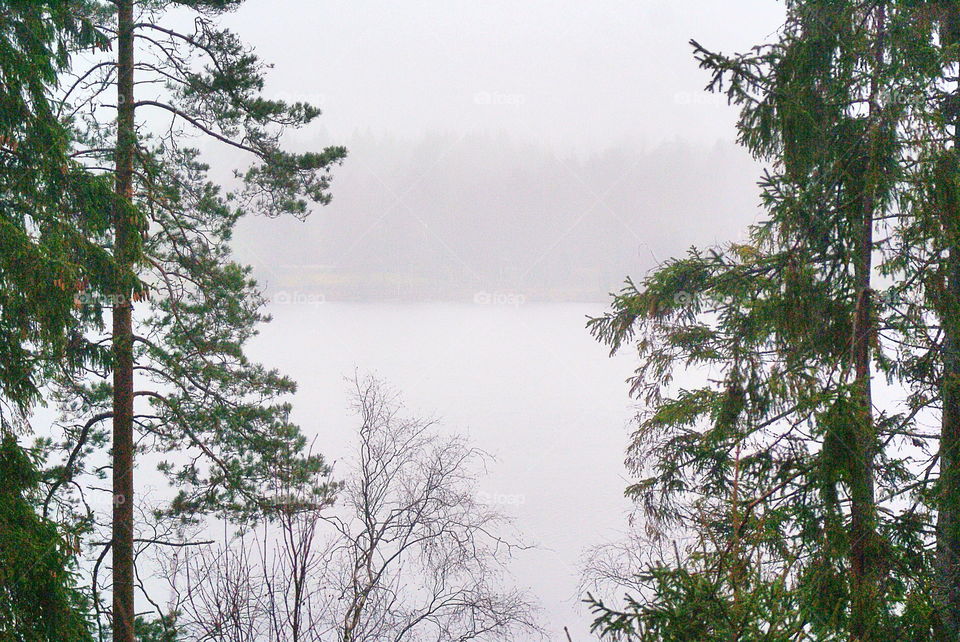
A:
[{"xmin": 234, "ymin": 133, "xmax": 761, "ymax": 302}]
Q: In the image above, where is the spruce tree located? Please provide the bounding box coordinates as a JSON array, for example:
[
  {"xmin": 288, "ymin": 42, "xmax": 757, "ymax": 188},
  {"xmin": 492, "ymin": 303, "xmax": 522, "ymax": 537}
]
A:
[
  {"xmin": 0, "ymin": 0, "xmax": 114, "ymax": 414},
  {"xmin": 588, "ymin": 2, "xmax": 935, "ymax": 638},
  {"xmin": 0, "ymin": 2, "xmax": 116, "ymax": 637},
  {"xmin": 0, "ymin": 436, "xmax": 93, "ymax": 640},
  {"xmin": 886, "ymin": 2, "xmax": 960, "ymax": 636},
  {"xmin": 936, "ymin": 7, "xmax": 960, "ymax": 631}
]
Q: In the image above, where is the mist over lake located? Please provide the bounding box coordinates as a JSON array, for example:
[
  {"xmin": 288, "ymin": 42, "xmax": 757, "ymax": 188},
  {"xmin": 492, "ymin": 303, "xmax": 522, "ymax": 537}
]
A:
[
  {"xmin": 232, "ymin": 133, "xmax": 762, "ymax": 305},
  {"xmin": 247, "ymin": 302, "xmax": 634, "ymax": 638}
]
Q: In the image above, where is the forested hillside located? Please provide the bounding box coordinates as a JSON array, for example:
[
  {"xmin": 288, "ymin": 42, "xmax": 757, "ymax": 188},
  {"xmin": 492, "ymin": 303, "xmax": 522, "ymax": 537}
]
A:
[{"xmin": 234, "ymin": 133, "xmax": 760, "ymax": 302}]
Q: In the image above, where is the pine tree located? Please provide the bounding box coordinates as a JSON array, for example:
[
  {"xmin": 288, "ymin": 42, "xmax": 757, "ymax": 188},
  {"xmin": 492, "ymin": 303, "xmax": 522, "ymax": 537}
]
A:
[{"xmin": 39, "ymin": 2, "xmax": 347, "ymax": 638}]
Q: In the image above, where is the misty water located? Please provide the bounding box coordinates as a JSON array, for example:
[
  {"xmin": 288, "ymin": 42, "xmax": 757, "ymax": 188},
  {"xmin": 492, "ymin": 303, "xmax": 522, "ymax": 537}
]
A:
[
  {"xmin": 248, "ymin": 301, "xmax": 635, "ymax": 638},
  {"xmin": 206, "ymin": 129, "xmax": 766, "ymax": 638}
]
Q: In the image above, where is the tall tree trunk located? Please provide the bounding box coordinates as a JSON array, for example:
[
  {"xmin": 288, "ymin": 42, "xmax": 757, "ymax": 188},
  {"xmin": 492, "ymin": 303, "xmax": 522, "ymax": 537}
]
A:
[
  {"xmin": 848, "ymin": 5, "xmax": 885, "ymax": 640},
  {"xmin": 937, "ymin": 236, "xmax": 960, "ymax": 640},
  {"xmin": 849, "ymin": 284, "xmax": 880, "ymax": 642},
  {"xmin": 936, "ymin": 9, "xmax": 960, "ymax": 638},
  {"xmin": 112, "ymin": 0, "xmax": 136, "ymax": 639}
]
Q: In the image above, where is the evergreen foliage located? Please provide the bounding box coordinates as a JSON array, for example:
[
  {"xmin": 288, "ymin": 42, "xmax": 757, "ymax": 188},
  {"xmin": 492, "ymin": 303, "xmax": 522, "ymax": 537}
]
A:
[
  {"xmin": 0, "ymin": 436, "xmax": 92, "ymax": 640},
  {"xmin": 31, "ymin": 0, "xmax": 345, "ymax": 636},
  {"xmin": 587, "ymin": 1, "xmax": 960, "ymax": 638},
  {"xmin": 0, "ymin": 3, "xmax": 111, "ymax": 638}
]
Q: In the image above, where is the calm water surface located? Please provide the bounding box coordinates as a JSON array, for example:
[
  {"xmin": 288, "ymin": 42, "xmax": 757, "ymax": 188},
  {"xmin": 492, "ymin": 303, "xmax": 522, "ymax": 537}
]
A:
[{"xmin": 252, "ymin": 302, "xmax": 637, "ymax": 638}]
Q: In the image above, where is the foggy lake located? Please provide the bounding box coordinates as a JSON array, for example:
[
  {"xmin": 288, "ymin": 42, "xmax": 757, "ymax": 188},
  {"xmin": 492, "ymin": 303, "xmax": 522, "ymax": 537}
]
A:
[
  {"xmin": 13, "ymin": 0, "xmax": 944, "ymax": 638},
  {"xmin": 10, "ymin": 0, "xmax": 945, "ymax": 637},
  {"xmin": 250, "ymin": 302, "xmax": 636, "ymax": 638}
]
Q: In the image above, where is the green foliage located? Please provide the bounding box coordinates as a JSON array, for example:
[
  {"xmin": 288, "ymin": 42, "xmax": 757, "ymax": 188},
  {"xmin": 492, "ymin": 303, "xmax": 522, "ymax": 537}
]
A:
[
  {"xmin": 0, "ymin": 0, "xmax": 116, "ymax": 413},
  {"xmin": 33, "ymin": 1, "xmax": 345, "ymax": 630},
  {"xmin": 590, "ymin": 561, "xmax": 804, "ymax": 642},
  {"xmin": 0, "ymin": 3, "xmax": 118, "ymax": 637},
  {"xmin": 0, "ymin": 436, "xmax": 92, "ymax": 640},
  {"xmin": 134, "ymin": 614, "xmax": 179, "ymax": 641},
  {"xmin": 587, "ymin": 1, "xmax": 951, "ymax": 638},
  {"xmin": 127, "ymin": 147, "xmax": 334, "ymax": 519}
]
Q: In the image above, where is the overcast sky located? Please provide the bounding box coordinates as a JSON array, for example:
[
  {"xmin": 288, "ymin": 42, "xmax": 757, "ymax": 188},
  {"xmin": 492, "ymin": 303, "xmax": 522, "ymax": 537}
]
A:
[{"xmin": 221, "ymin": 0, "xmax": 786, "ymax": 151}]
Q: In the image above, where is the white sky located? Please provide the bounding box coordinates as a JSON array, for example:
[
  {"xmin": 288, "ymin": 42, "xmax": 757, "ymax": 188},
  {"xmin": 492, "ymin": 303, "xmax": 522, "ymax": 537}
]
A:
[{"xmin": 223, "ymin": 0, "xmax": 786, "ymax": 151}]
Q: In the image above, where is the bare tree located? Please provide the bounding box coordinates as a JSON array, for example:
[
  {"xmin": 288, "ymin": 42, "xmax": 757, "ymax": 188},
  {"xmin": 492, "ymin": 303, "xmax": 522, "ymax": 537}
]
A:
[
  {"xmin": 164, "ymin": 376, "xmax": 541, "ymax": 641},
  {"xmin": 165, "ymin": 512, "xmax": 335, "ymax": 642},
  {"xmin": 259, "ymin": 455, "xmax": 335, "ymax": 642},
  {"xmin": 324, "ymin": 376, "xmax": 541, "ymax": 641},
  {"xmin": 176, "ymin": 535, "xmax": 264, "ymax": 642},
  {"xmin": 580, "ymin": 528, "xmax": 660, "ymax": 605}
]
